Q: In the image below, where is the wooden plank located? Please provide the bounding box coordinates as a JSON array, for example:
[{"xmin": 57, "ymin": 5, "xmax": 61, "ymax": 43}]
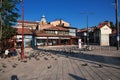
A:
[
  {"xmin": 56, "ymin": 57, "xmax": 63, "ymax": 80},
  {"xmin": 83, "ymin": 57, "xmax": 112, "ymax": 80},
  {"xmin": 73, "ymin": 59, "xmax": 94, "ymax": 80},
  {"xmin": 79, "ymin": 55, "xmax": 103, "ymax": 80},
  {"xmin": 49, "ymin": 57, "xmax": 59, "ymax": 80},
  {"xmin": 62, "ymin": 58, "xmax": 70, "ymax": 80},
  {"xmin": 92, "ymin": 54, "xmax": 120, "ymax": 80},
  {"xmin": 84, "ymin": 63, "xmax": 103, "ymax": 80},
  {"xmin": 67, "ymin": 58, "xmax": 77, "ymax": 80},
  {"xmin": 103, "ymin": 66, "xmax": 120, "ymax": 79},
  {"xmin": 68, "ymin": 58, "xmax": 85, "ymax": 80},
  {"xmin": 37, "ymin": 58, "xmax": 53, "ymax": 80},
  {"xmin": 98, "ymin": 66, "xmax": 120, "ymax": 80}
]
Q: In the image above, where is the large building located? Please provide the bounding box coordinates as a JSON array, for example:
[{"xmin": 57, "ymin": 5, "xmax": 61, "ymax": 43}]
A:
[{"xmin": 16, "ymin": 15, "xmax": 78, "ymax": 48}]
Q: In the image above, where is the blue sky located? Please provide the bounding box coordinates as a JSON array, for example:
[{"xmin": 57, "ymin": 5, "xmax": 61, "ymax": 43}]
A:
[{"xmin": 17, "ymin": 0, "xmax": 120, "ymax": 29}]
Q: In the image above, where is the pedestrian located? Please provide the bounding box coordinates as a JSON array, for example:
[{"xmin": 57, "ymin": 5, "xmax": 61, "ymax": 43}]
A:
[
  {"xmin": 12, "ymin": 48, "xmax": 17, "ymax": 56},
  {"xmin": 4, "ymin": 49, "xmax": 9, "ymax": 58},
  {"xmin": 8, "ymin": 48, "xmax": 13, "ymax": 57}
]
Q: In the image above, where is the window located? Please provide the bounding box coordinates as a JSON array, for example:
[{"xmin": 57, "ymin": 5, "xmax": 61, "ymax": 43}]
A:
[{"xmin": 46, "ymin": 30, "xmax": 55, "ymax": 34}]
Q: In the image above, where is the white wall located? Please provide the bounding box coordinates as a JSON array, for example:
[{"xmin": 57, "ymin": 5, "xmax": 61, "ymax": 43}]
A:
[
  {"xmin": 100, "ymin": 25, "xmax": 112, "ymax": 46},
  {"xmin": 100, "ymin": 25, "xmax": 111, "ymax": 34},
  {"xmin": 69, "ymin": 29, "xmax": 76, "ymax": 36}
]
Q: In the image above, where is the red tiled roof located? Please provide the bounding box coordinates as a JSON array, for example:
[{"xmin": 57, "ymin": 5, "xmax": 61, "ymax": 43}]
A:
[
  {"xmin": 44, "ymin": 26, "xmax": 68, "ymax": 31},
  {"xmin": 78, "ymin": 22, "xmax": 111, "ymax": 33},
  {"xmin": 63, "ymin": 26, "xmax": 77, "ymax": 29},
  {"xmin": 17, "ymin": 28, "xmax": 32, "ymax": 35},
  {"xmin": 18, "ymin": 20, "xmax": 38, "ymax": 24},
  {"xmin": 77, "ymin": 28, "xmax": 88, "ymax": 32},
  {"xmin": 97, "ymin": 22, "xmax": 110, "ymax": 29},
  {"xmin": 35, "ymin": 30, "xmax": 46, "ymax": 34}
]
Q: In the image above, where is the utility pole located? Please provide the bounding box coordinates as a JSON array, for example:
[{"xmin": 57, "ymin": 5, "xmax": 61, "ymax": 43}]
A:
[
  {"xmin": 115, "ymin": 0, "xmax": 119, "ymax": 50},
  {"xmin": 20, "ymin": 0, "xmax": 24, "ymax": 59},
  {"xmin": 80, "ymin": 12, "xmax": 93, "ymax": 47}
]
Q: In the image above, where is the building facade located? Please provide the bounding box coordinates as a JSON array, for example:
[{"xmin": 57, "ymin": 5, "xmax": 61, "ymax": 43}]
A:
[
  {"xmin": 77, "ymin": 22, "xmax": 112, "ymax": 46},
  {"xmin": 50, "ymin": 19, "xmax": 70, "ymax": 27},
  {"xmin": 99, "ymin": 25, "xmax": 112, "ymax": 46},
  {"xmin": 16, "ymin": 16, "xmax": 78, "ymax": 48},
  {"xmin": 16, "ymin": 28, "xmax": 33, "ymax": 48}
]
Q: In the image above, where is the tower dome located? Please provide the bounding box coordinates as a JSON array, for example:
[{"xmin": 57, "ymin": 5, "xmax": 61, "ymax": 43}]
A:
[{"xmin": 41, "ymin": 15, "xmax": 46, "ymax": 23}]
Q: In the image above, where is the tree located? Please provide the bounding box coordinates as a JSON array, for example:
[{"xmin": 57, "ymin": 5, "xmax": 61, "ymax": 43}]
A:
[
  {"xmin": 104, "ymin": 20, "xmax": 116, "ymax": 30},
  {"xmin": 110, "ymin": 21, "xmax": 115, "ymax": 28},
  {"xmin": 0, "ymin": 0, "xmax": 20, "ymax": 51},
  {"xmin": 0, "ymin": 0, "xmax": 20, "ymax": 40}
]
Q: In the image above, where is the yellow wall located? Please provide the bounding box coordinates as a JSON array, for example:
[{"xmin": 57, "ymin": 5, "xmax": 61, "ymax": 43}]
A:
[{"xmin": 50, "ymin": 20, "xmax": 70, "ymax": 27}]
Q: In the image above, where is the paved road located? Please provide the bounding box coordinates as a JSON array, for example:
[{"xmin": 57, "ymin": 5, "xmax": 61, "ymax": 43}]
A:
[{"xmin": 0, "ymin": 46, "xmax": 120, "ymax": 80}]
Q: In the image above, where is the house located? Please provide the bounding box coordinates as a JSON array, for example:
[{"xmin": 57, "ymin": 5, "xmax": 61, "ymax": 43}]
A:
[
  {"xmin": 34, "ymin": 26, "xmax": 78, "ymax": 46},
  {"xmin": 97, "ymin": 22, "xmax": 112, "ymax": 46},
  {"xmin": 77, "ymin": 22, "xmax": 112, "ymax": 46}
]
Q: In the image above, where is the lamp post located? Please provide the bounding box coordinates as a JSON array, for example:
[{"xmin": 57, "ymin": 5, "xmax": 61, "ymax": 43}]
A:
[
  {"xmin": 80, "ymin": 12, "xmax": 93, "ymax": 47},
  {"xmin": 115, "ymin": 0, "xmax": 119, "ymax": 50},
  {"xmin": 20, "ymin": 0, "xmax": 24, "ymax": 59},
  {"xmin": 86, "ymin": 15, "xmax": 89, "ymax": 46},
  {"xmin": 84, "ymin": 32, "xmax": 87, "ymax": 45}
]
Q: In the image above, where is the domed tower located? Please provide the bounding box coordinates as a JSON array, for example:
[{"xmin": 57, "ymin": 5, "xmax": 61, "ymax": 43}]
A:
[{"xmin": 41, "ymin": 15, "xmax": 47, "ymax": 23}]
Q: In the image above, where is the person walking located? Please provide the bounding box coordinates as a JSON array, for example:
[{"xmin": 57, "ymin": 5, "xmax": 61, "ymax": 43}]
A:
[{"xmin": 4, "ymin": 49, "xmax": 9, "ymax": 58}]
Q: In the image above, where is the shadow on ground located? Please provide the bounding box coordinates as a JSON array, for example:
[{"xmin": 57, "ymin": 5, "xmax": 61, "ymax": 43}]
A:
[
  {"xmin": 11, "ymin": 75, "xmax": 19, "ymax": 80},
  {"xmin": 69, "ymin": 73, "xmax": 86, "ymax": 80}
]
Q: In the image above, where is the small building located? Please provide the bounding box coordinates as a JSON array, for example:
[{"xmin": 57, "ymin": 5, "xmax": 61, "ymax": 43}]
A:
[
  {"xmin": 16, "ymin": 28, "xmax": 33, "ymax": 48},
  {"xmin": 77, "ymin": 22, "xmax": 112, "ymax": 46},
  {"xmin": 97, "ymin": 22, "xmax": 112, "ymax": 46}
]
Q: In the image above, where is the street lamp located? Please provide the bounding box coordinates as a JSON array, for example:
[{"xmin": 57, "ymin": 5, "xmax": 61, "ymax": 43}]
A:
[
  {"xmin": 86, "ymin": 15, "xmax": 89, "ymax": 46},
  {"xmin": 84, "ymin": 32, "xmax": 87, "ymax": 45},
  {"xmin": 20, "ymin": 0, "xmax": 24, "ymax": 59},
  {"xmin": 115, "ymin": 0, "xmax": 119, "ymax": 50},
  {"xmin": 80, "ymin": 12, "xmax": 93, "ymax": 47}
]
